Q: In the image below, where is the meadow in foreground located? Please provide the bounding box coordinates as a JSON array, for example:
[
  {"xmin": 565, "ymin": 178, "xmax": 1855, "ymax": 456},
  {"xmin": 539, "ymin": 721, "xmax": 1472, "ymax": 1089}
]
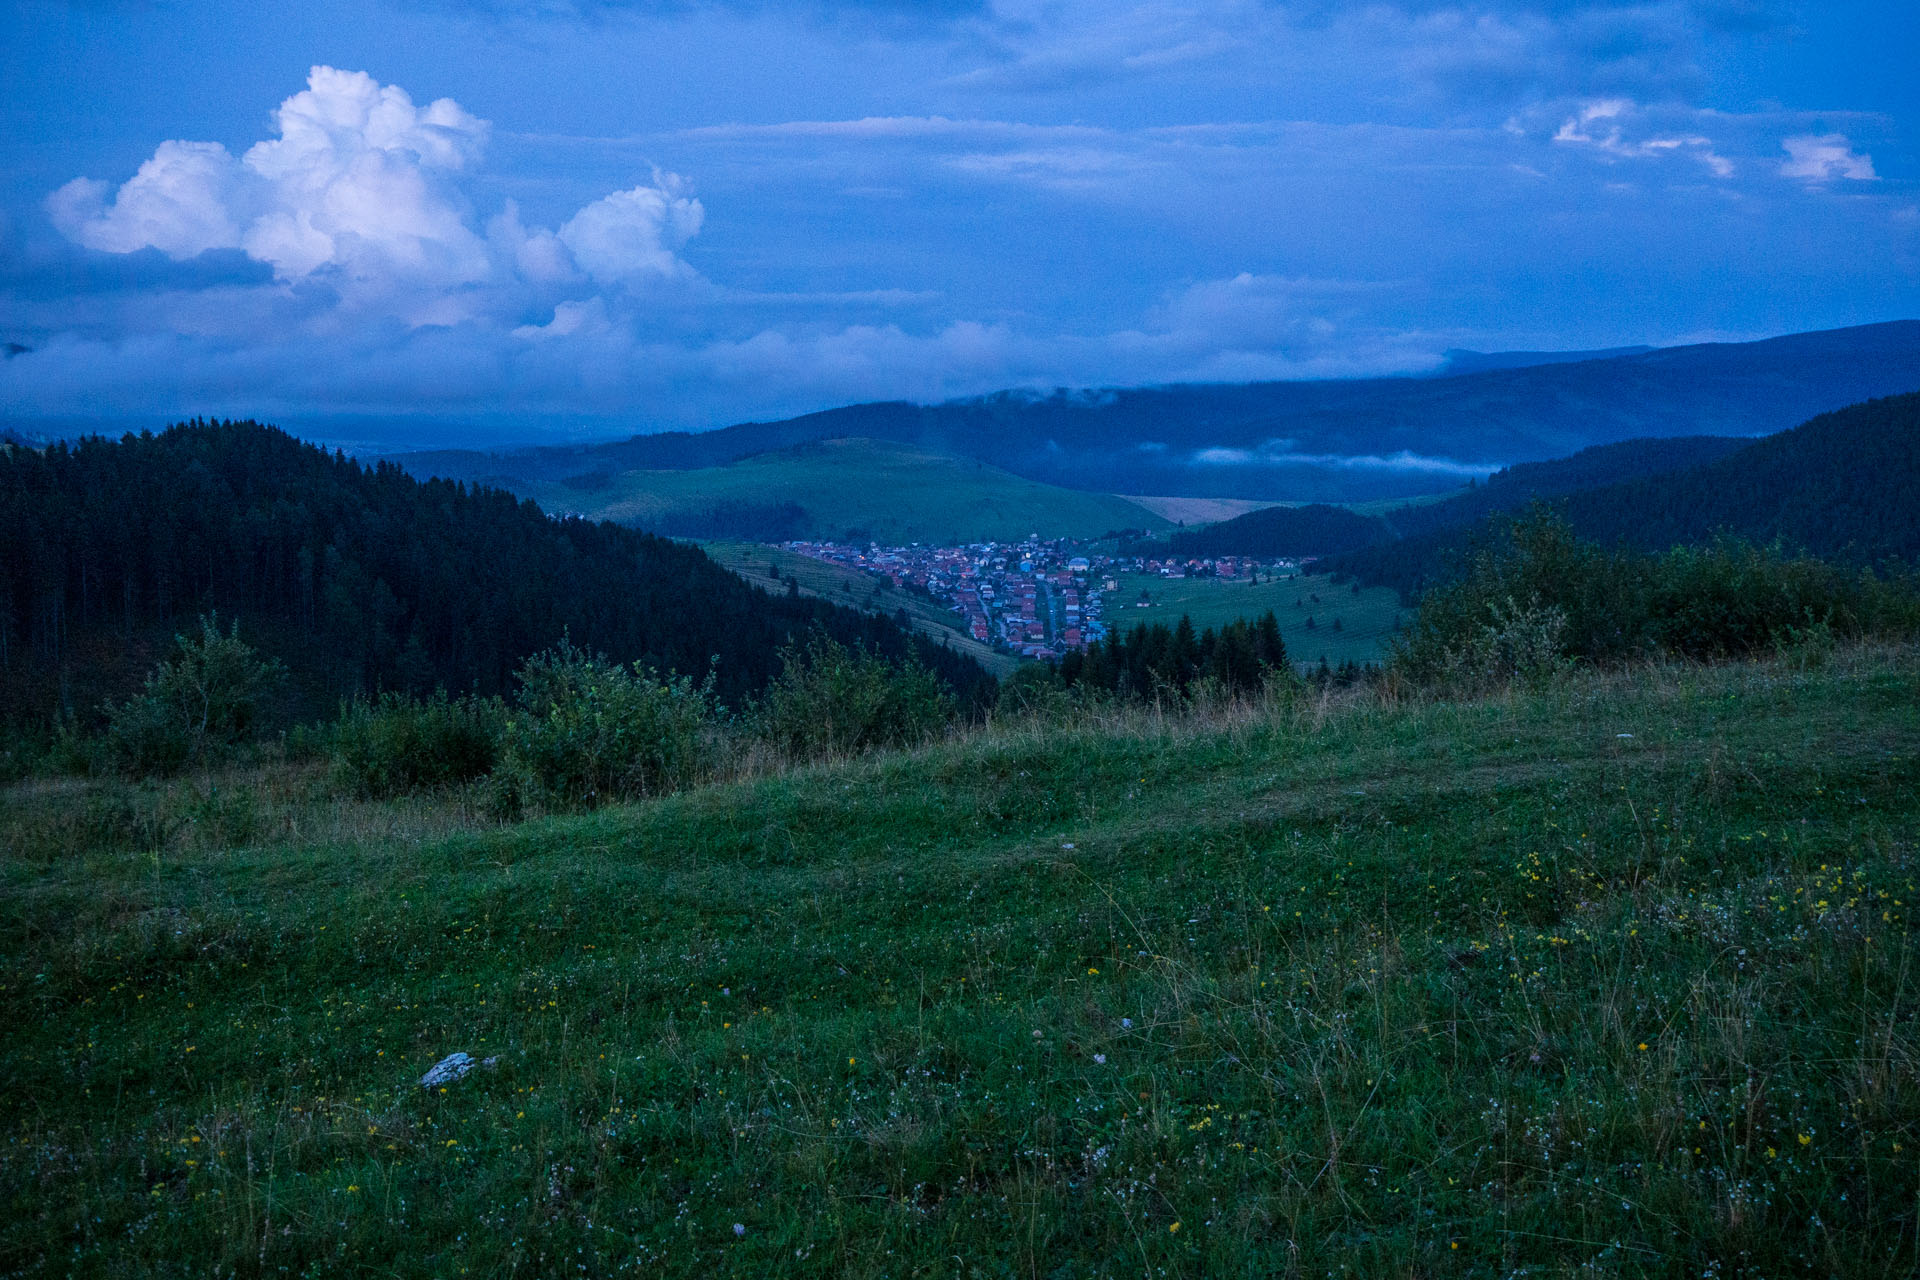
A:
[{"xmin": 3, "ymin": 644, "xmax": 1917, "ymax": 1277}]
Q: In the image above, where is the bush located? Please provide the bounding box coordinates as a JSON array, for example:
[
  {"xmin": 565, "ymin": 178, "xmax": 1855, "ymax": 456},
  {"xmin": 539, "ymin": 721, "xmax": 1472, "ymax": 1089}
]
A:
[
  {"xmin": 103, "ymin": 614, "xmax": 286, "ymax": 775},
  {"xmin": 1393, "ymin": 509, "xmax": 1920, "ymax": 690},
  {"xmin": 995, "ymin": 662, "xmax": 1078, "ymax": 722},
  {"xmin": 493, "ymin": 640, "xmax": 722, "ymax": 813},
  {"xmin": 1645, "ymin": 540, "xmax": 1865, "ymax": 660},
  {"xmin": 756, "ymin": 631, "xmax": 954, "ymax": 760},
  {"xmin": 328, "ymin": 691, "xmax": 506, "ymax": 798}
]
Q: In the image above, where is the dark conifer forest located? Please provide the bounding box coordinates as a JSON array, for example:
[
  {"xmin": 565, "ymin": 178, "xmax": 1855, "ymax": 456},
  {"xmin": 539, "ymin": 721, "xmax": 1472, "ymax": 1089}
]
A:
[
  {"xmin": 1326, "ymin": 392, "xmax": 1920, "ymax": 598},
  {"xmin": 0, "ymin": 420, "xmax": 990, "ymax": 729}
]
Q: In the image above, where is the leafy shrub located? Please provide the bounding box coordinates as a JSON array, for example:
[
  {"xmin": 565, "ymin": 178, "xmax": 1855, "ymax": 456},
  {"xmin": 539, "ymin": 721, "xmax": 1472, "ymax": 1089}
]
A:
[
  {"xmin": 103, "ymin": 614, "xmax": 286, "ymax": 775},
  {"xmin": 995, "ymin": 662, "xmax": 1078, "ymax": 722},
  {"xmin": 756, "ymin": 631, "xmax": 954, "ymax": 760},
  {"xmin": 1394, "ymin": 509, "xmax": 1920, "ymax": 689},
  {"xmin": 493, "ymin": 640, "xmax": 722, "ymax": 813},
  {"xmin": 328, "ymin": 691, "xmax": 506, "ymax": 798},
  {"xmin": 1644, "ymin": 540, "xmax": 1864, "ymax": 660}
]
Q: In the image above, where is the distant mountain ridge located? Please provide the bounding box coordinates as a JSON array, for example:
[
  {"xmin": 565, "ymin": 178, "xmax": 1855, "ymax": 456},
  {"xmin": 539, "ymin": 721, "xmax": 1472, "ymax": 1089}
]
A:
[
  {"xmin": 392, "ymin": 320, "xmax": 1920, "ymax": 505},
  {"xmin": 1433, "ymin": 346, "xmax": 1657, "ymax": 375}
]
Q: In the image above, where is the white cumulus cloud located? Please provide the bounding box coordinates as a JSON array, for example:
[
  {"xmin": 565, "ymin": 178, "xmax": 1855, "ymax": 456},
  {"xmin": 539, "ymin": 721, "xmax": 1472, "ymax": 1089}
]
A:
[
  {"xmin": 1779, "ymin": 134, "xmax": 1876, "ymax": 184},
  {"xmin": 44, "ymin": 66, "xmax": 703, "ymax": 317},
  {"xmin": 558, "ymin": 176, "xmax": 705, "ymax": 286}
]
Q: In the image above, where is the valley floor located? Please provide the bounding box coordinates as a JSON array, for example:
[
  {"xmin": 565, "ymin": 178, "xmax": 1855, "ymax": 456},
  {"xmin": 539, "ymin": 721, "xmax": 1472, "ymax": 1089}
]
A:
[{"xmin": 4, "ymin": 645, "xmax": 1919, "ymax": 1276}]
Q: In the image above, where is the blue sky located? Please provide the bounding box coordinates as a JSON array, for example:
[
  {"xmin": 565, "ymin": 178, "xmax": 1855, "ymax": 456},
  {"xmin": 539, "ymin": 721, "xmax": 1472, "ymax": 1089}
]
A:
[{"xmin": 1, "ymin": 0, "xmax": 1915, "ymax": 444}]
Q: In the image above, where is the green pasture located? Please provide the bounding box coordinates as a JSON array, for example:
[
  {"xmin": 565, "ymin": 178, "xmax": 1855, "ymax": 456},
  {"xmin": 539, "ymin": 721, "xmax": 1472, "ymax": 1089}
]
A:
[
  {"xmin": 531, "ymin": 438, "xmax": 1169, "ymax": 545},
  {"xmin": 1108, "ymin": 571, "xmax": 1405, "ymax": 666},
  {"xmin": 5, "ymin": 645, "xmax": 1918, "ymax": 1275}
]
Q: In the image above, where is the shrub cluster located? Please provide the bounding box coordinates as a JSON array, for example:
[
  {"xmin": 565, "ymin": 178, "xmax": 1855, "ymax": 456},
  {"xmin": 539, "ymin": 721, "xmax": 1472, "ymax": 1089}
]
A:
[
  {"xmin": 490, "ymin": 641, "xmax": 724, "ymax": 814},
  {"xmin": 1393, "ymin": 510, "xmax": 1920, "ymax": 690},
  {"xmin": 102, "ymin": 614, "xmax": 287, "ymax": 775},
  {"xmin": 326, "ymin": 690, "xmax": 507, "ymax": 799},
  {"xmin": 755, "ymin": 632, "xmax": 954, "ymax": 758},
  {"xmin": 73, "ymin": 619, "xmax": 970, "ymax": 813}
]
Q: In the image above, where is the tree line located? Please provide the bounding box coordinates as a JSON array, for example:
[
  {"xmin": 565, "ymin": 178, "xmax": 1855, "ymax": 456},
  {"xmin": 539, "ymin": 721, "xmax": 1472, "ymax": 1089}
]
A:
[{"xmin": 0, "ymin": 420, "xmax": 992, "ymax": 731}]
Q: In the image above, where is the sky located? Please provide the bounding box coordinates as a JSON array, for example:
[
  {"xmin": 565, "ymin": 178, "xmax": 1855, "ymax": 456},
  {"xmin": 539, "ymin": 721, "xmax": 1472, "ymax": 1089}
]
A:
[{"xmin": 1, "ymin": 0, "xmax": 1916, "ymax": 446}]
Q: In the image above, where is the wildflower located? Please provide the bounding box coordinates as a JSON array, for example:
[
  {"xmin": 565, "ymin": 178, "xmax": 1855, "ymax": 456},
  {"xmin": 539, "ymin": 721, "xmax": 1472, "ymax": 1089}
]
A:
[
  {"xmin": 1168, "ymin": 1222, "xmax": 1181, "ymax": 1234},
  {"xmin": 1121, "ymin": 1018, "xmax": 1133, "ymax": 1029},
  {"xmin": 1637, "ymin": 1043, "xmax": 1648, "ymax": 1052},
  {"xmin": 733, "ymin": 1223, "xmax": 746, "ymax": 1237},
  {"xmin": 1087, "ymin": 967, "xmax": 1099, "ymax": 975},
  {"xmin": 1798, "ymin": 1134, "xmax": 1812, "ymax": 1146},
  {"xmin": 1093, "ymin": 1054, "xmax": 1107, "ymax": 1065}
]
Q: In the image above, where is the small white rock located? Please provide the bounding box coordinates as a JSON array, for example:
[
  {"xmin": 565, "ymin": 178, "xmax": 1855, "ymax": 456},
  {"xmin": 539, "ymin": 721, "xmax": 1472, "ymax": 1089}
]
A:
[{"xmin": 420, "ymin": 1052, "xmax": 475, "ymax": 1088}]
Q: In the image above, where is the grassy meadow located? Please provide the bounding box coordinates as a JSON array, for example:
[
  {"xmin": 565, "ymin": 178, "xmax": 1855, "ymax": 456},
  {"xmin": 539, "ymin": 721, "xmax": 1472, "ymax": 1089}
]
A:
[
  {"xmin": 1109, "ymin": 572, "xmax": 1405, "ymax": 667},
  {"xmin": 528, "ymin": 439, "xmax": 1170, "ymax": 545},
  {"xmin": 5, "ymin": 642, "xmax": 1919, "ymax": 1275}
]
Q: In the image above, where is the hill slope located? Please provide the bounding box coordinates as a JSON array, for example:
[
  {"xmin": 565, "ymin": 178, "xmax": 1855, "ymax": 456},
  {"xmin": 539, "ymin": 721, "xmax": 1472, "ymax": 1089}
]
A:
[
  {"xmin": 5, "ymin": 647, "xmax": 1917, "ymax": 1272},
  {"xmin": 1329, "ymin": 392, "xmax": 1920, "ymax": 595},
  {"xmin": 395, "ymin": 320, "xmax": 1920, "ymax": 503},
  {"xmin": 0, "ymin": 421, "xmax": 991, "ymax": 726},
  {"xmin": 526, "ymin": 438, "xmax": 1169, "ymax": 544}
]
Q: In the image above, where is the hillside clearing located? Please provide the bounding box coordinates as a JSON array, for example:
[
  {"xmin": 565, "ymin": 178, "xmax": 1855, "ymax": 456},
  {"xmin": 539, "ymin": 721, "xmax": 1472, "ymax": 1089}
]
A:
[
  {"xmin": 1109, "ymin": 572, "xmax": 1404, "ymax": 666},
  {"xmin": 4, "ymin": 645, "xmax": 1918, "ymax": 1275}
]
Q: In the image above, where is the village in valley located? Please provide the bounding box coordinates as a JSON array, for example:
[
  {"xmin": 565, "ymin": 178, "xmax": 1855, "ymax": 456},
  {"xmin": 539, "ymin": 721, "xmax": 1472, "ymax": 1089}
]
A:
[{"xmin": 783, "ymin": 537, "xmax": 1304, "ymax": 660}]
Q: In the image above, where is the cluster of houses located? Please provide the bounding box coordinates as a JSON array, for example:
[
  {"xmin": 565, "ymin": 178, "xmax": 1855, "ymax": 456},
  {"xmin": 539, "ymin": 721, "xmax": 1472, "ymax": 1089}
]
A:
[{"xmin": 785, "ymin": 538, "xmax": 1300, "ymax": 660}]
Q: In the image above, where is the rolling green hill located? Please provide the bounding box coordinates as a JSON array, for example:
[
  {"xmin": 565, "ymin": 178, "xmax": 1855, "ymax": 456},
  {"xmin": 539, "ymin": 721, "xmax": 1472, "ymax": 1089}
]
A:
[
  {"xmin": 528, "ymin": 438, "xmax": 1170, "ymax": 544},
  {"xmin": 6, "ymin": 644, "xmax": 1917, "ymax": 1273}
]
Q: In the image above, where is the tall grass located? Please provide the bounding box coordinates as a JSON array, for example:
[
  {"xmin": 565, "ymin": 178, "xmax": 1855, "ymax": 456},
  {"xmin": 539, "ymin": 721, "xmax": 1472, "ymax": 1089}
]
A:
[{"xmin": 3, "ymin": 641, "xmax": 1916, "ymax": 1275}]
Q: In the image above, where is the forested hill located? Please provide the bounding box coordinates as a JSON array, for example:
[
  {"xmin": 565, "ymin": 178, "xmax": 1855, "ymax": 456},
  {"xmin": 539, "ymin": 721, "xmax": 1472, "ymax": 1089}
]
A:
[
  {"xmin": 1379, "ymin": 435, "xmax": 1752, "ymax": 541},
  {"xmin": 1150, "ymin": 435, "xmax": 1746, "ymax": 561},
  {"xmin": 1327, "ymin": 392, "xmax": 1920, "ymax": 597},
  {"xmin": 0, "ymin": 421, "xmax": 991, "ymax": 728}
]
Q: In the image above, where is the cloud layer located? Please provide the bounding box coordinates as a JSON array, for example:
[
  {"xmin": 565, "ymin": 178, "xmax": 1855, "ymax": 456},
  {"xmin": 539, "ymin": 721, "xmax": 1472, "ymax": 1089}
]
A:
[{"xmin": 2, "ymin": 0, "xmax": 1914, "ymax": 446}]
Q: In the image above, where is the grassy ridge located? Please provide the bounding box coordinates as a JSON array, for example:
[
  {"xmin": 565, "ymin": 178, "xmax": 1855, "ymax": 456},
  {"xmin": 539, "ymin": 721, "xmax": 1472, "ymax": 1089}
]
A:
[
  {"xmin": 4, "ymin": 647, "xmax": 1919, "ymax": 1275},
  {"xmin": 529, "ymin": 438, "xmax": 1171, "ymax": 544}
]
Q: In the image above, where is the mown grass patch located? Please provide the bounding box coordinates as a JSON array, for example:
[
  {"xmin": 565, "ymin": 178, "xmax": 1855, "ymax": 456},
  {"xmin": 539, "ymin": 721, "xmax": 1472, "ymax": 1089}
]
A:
[{"xmin": 3, "ymin": 646, "xmax": 1918, "ymax": 1276}]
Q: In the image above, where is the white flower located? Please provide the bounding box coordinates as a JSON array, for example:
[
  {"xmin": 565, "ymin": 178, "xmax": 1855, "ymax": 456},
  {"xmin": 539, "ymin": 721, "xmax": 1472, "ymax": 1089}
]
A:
[
  {"xmin": 1093, "ymin": 1054, "xmax": 1107, "ymax": 1065},
  {"xmin": 733, "ymin": 1223, "xmax": 746, "ymax": 1237}
]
